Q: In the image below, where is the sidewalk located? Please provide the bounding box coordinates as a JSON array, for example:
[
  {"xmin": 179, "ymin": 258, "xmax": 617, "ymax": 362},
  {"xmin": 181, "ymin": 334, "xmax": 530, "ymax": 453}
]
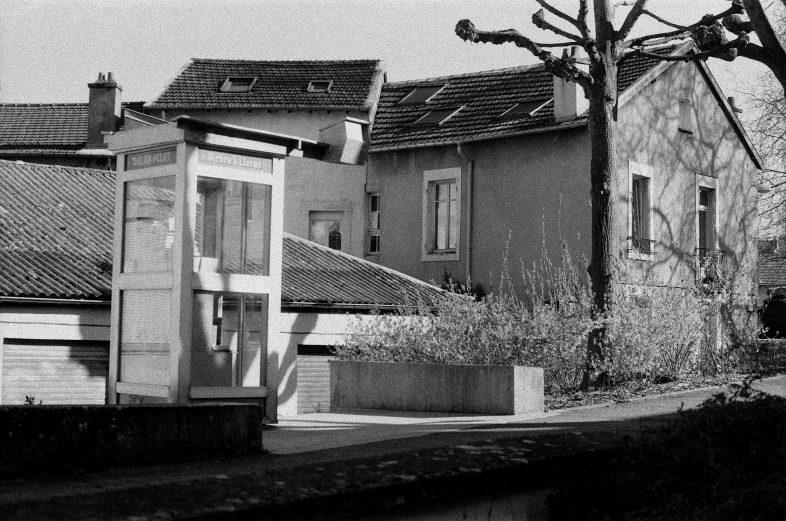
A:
[{"xmin": 1, "ymin": 375, "xmax": 783, "ymax": 520}]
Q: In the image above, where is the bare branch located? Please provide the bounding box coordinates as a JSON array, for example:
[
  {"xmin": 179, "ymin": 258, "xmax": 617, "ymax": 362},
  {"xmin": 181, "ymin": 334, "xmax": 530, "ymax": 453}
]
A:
[
  {"xmin": 535, "ymin": 0, "xmax": 580, "ymax": 30},
  {"xmin": 616, "ymin": 0, "xmax": 649, "ymax": 42},
  {"xmin": 624, "ymin": 3, "xmax": 744, "ymax": 49},
  {"xmin": 635, "ymin": 34, "xmax": 751, "ymax": 63},
  {"xmin": 532, "ymin": 9, "xmax": 584, "ymax": 43},
  {"xmin": 455, "ymin": 19, "xmax": 593, "ymax": 86},
  {"xmin": 641, "ymin": 9, "xmax": 686, "ymax": 30},
  {"xmin": 577, "ymin": 0, "xmax": 591, "ymax": 40}
]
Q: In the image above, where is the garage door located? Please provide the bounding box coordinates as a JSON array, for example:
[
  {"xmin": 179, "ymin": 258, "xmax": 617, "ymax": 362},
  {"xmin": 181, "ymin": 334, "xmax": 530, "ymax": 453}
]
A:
[
  {"xmin": 1, "ymin": 339, "xmax": 109, "ymax": 405},
  {"xmin": 296, "ymin": 345, "xmax": 333, "ymax": 414}
]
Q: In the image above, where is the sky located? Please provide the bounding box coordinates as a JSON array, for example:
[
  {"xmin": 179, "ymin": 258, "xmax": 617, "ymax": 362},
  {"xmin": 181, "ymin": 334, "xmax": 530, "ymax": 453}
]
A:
[{"xmin": 0, "ymin": 0, "xmax": 775, "ymax": 109}]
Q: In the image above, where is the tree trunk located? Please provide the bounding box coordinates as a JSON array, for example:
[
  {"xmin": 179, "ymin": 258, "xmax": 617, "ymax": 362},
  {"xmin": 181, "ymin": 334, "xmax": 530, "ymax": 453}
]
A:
[{"xmin": 584, "ymin": 1, "xmax": 620, "ymax": 387}]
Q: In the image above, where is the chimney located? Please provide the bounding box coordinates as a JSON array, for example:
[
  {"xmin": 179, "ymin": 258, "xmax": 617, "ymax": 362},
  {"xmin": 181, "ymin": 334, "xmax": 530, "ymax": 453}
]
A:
[
  {"xmin": 318, "ymin": 117, "xmax": 369, "ymax": 165},
  {"xmin": 553, "ymin": 47, "xmax": 589, "ymax": 123},
  {"xmin": 87, "ymin": 72, "xmax": 122, "ymax": 149}
]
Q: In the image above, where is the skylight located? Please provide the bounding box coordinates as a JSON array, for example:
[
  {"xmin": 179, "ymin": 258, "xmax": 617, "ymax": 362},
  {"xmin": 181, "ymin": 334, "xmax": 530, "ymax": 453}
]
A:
[
  {"xmin": 220, "ymin": 76, "xmax": 257, "ymax": 93},
  {"xmin": 496, "ymin": 99, "xmax": 551, "ymax": 121},
  {"xmin": 411, "ymin": 107, "xmax": 462, "ymax": 127},
  {"xmin": 398, "ymin": 84, "xmax": 446, "ymax": 105},
  {"xmin": 307, "ymin": 80, "xmax": 333, "ymax": 93}
]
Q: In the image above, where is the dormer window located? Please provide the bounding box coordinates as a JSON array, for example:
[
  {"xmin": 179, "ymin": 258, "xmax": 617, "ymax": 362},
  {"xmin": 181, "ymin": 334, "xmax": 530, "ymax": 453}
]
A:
[
  {"xmin": 307, "ymin": 80, "xmax": 333, "ymax": 93},
  {"xmin": 496, "ymin": 99, "xmax": 551, "ymax": 121},
  {"xmin": 411, "ymin": 107, "xmax": 462, "ymax": 127},
  {"xmin": 220, "ymin": 76, "xmax": 257, "ymax": 93},
  {"xmin": 399, "ymin": 84, "xmax": 446, "ymax": 105}
]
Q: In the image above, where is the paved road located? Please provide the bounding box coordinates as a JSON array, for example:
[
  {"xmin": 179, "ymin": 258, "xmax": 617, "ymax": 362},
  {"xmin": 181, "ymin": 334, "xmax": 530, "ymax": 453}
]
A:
[{"xmin": 1, "ymin": 375, "xmax": 783, "ymax": 518}]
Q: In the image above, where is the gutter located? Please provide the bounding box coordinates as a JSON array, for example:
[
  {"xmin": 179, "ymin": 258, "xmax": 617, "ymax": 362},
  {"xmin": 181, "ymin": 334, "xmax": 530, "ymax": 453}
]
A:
[
  {"xmin": 456, "ymin": 142, "xmax": 474, "ymax": 286},
  {"xmin": 0, "ymin": 297, "xmax": 110, "ymax": 306},
  {"xmin": 370, "ymin": 120, "xmax": 587, "ymax": 153}
]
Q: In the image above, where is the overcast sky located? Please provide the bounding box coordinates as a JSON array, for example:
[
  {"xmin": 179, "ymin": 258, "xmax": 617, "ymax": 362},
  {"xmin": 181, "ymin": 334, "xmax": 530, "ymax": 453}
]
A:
[{"xmin": 0, "ymin": 0, "xmax": 774, "ymax": 109}]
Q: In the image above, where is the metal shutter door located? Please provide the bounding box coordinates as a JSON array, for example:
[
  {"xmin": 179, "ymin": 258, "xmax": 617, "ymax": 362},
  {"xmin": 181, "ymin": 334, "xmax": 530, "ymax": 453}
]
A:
[
  {"xmin": 1, "ymin": 340, "xmax": 109, "ymax": 405},
  {"xmin": 296, "ymin": 345, "xmax": 333, "ymax": 414}
]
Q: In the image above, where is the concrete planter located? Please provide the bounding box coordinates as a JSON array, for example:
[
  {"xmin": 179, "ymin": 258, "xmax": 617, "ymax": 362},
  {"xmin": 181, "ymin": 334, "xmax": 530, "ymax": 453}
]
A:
[{"xmin": 330, "ymin": 360, "xmax": 544, "ymax": 415}]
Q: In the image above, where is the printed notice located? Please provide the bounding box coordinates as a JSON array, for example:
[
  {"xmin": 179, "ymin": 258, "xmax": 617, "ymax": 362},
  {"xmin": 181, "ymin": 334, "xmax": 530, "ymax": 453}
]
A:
[
  {"xmin": 198, "ymin": 149, "xmax": 272, "ymax": 173},
  {"xmin": 125, "ymin": 147, "xmax": 177, "ymax": 171}
]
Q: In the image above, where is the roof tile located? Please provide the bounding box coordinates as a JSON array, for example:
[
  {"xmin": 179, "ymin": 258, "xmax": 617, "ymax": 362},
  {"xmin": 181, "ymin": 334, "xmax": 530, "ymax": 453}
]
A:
[{"xmin": 149, "ymin": 59, "xmax": 383, "ymax": 111}]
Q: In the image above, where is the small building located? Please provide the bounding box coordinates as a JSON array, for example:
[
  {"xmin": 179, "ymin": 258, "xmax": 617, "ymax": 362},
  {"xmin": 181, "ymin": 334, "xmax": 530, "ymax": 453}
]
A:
[
  {"xmin": 145, "ymin": 59, "xmax": 387, "ymax": 258},
  {"xmin": 757, "ymin": 238, "xmax": 786, "ymax": 306},
  {"xmin": 366, "ymin": 42, "xmax": 764, "ymax": 298},
  {"xmin": 0, "ymin": 73, "xmax": 144, "ymax": 170},
  {"xmin": 0, "ymin": 158, "xmax": 447, "ymax": 417}
]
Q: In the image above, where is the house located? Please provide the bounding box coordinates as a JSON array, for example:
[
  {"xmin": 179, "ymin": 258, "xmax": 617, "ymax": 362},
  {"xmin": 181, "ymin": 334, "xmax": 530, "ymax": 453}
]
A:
[
  {"xmin": 757, "ymin": 238, "xmax": 786, "ymax": 305},
  {"xmin": 0, "ymin": 159, "xmax": 447, "ymax": 417},
  {"xmin": 365, "ymin": 43, "xmax": 764, "ymax": 300},
  {"xmin": 145, "ymin": 59, "xmax": 387, "ymax": 257},
  {"xmin": 0, "ymin": 73, "xmax": 144, "ymax": 170}
]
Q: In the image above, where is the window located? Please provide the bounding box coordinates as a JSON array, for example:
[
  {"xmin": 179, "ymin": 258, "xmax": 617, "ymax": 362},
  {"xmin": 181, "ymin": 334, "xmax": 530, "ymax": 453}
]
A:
[
  {"xmin": 194, "ymin": 177, "xmax": 272, "ymax": 275},
  {"xmin": 627, "ymin": 161, "xmax": 654, "ymax": 258},
  {"xmin": 123, "ymin": 176, "xmax": 176, "ymax": 273},
  {"xmin": 220, "ymin": 76, "xmax": 257, "ymax": 93},
  {"xmin": 697, "ymin": 187, "xmax": 716, "ymax": 254},
  {"xmin": 368, "ymin": 193, "xmax": 380, "ymax": 255},
  {"xmin": 398, "ymin": 84, "xmax": 446, "ymax": 105},
  {"xmin": 307, "ymin": 80, "xmax": 333, "ymax": 93},
  {"xmin": 309, "ymin": 211, "xmax": 345, "ymax": 251},
  {"xmin": 422, "ymin": 168, "xmax": 461, "ymax": 261},
  {"xmin": 678, "ymin": 99, "xmax": 693, "ymax": 134},
  {"xmin": 411, "ymin": 107, "xmax": 462, "ymax": 127},
  {"xmin": 496, "ymin": 99, "xmax": 551, "ymax": 121}
]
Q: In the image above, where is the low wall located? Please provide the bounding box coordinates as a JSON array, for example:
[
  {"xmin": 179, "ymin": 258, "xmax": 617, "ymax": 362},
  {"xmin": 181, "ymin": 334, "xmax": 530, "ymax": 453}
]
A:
[
  {"xmin": 0, "ymin": 404, "xmax": 263, "ymax": 477},
  {"xmin": 331, "ymin": 361, "xmax": 544, "ymax": 415}
]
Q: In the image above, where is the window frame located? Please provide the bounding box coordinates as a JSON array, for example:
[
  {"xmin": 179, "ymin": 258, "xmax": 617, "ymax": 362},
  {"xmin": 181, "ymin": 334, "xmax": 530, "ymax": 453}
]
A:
[
  {"xmin": 367, "ymin": 193, "xmax": 380, "ymax": 255},
  {"xmin": 696, "ymin": 175, "xmax": 718, "ymax": 253},
  {"xmin": 307, "ymin": 80, "xmax": 333, "ymax": 93},
  {"xmin": 627, "ymin": 160, "xmax": 655, "ymax": 261},
  {"xmin": 422, "ymin": 167, "xmax": 461, "ymax": 262},
  {"xmin": 219, "ymin": 76, "xmax": 258, "ymax": 93},
  {"xmin": 308, "ymin": 210, "xmax": 347, "ymax": 252},
  {"xmin": 678, "ymin": 98, "xmax": 693, "ymax": 134}
]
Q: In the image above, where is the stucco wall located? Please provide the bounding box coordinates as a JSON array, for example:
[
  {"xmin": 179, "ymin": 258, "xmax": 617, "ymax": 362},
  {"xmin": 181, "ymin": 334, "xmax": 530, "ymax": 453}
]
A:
[
  {"xmin": 616, "ymin": 59, "xmax": 759, "ymax": 294},
  {"xmin": 153, "ymin": 108, "xmax": 369, "ymax": 142},
  {"xmin": 284, "ymin": 156, "xmax": 366, "ymax": 258},
  {"xmin": 367, "ymin": 128, "xmax": 592, "ymax": 297}
]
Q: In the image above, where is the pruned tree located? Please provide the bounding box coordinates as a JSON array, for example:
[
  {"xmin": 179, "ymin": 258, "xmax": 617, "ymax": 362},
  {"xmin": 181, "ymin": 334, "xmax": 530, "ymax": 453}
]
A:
[{"xmin": 454, "ymin": 0, "xmax": 770, "ymax": 376}]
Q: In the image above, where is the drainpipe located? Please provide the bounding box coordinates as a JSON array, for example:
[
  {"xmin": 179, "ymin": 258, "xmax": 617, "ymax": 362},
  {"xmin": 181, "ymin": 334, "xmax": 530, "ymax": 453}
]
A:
[{"xmin": 456, "ymin": 142, "xmax": 474, "ymax": 287}]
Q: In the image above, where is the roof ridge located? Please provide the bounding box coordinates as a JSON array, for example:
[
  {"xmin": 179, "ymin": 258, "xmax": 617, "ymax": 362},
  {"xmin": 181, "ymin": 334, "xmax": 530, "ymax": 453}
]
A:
[
  {"xmin": 386, "ymin": 63, "xmax": 546, "ymax": 87},
  {"xmin": 0, "ymin": 103, "xmax": 88, "ymax": 107},
  {"xmin": 190, "ymin": 58, "xmax": 381, "ymax": 64}
]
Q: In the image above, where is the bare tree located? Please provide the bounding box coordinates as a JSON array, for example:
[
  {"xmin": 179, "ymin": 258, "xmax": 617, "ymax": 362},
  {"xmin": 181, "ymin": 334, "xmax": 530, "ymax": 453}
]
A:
[{"xmin": 455, "ymin": 1, "xmax": 761, "ymax": 377}]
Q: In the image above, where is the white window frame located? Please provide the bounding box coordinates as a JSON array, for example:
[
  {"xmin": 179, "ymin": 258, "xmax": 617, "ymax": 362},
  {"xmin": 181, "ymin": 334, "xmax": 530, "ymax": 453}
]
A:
[
  {"xmin": 422, "ymin": 167, "xmax": 461, "ymax": 262},
  {"xmin": 308, "ymin": 210, "xmax": 347, "ymax": 252},
  {"xmin": 367, "ymin": 192, "xmax": 380, "ymax": 255},
  {"xmin": 627, "ymin": 160, "xmax": 655, "ymax": 261},
  {"xmin": 695, "ymin": 174, "xmax": 718, "ymax": 252}
]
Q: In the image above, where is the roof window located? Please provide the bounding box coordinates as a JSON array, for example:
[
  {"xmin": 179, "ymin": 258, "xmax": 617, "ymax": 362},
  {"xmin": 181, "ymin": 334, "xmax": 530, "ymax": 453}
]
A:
[
  {"xmin": 496, "ymin": 99, "xmax": 551, "ymax": 121},
  {"xmin": 220, "ymin": 76, "xmax": 257, "ymax": 93},
  {"xmin": 307, "ymin": 80, "xmax": 333, "ymax": 93},
  {"xmin": 411, "ymin": 107, "xmax": 462, "ymax": 127},
  {"xmin": 399, "ymin": 84, "xmax": 446, "ymax": 105}
]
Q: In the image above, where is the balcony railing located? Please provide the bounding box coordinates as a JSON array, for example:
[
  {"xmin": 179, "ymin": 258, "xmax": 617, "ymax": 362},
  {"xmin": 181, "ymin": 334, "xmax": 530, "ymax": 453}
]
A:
[
  {"xmin": 695, "ymin": 248, "xmax": 733, "ymax": 284},
  {"xmin": 627, "ymin": 236, "xmax": 656, "ymax": 255}
]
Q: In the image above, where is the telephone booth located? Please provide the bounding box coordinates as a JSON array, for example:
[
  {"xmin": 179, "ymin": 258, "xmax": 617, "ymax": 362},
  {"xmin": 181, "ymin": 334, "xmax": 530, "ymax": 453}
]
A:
[{"xmin": 107, "ymin": 117, "xmax": 321, "ymax": 418}]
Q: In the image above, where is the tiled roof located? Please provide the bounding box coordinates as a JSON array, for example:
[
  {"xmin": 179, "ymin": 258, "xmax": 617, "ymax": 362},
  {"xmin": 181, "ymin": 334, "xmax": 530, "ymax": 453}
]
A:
[
  {"xmin": 0, "ymin": 160, "xmax": 114, "ymax": 299},
  {"xmin": 370, "ymin": 52, "xmax": 669, "ymax": 150},
  {"xmin": 282, "ymin": 233, "xmax": 449, "ymax": 308},
  {"xmin": 0, "ymin": 160, "xmax": 447, "ymax": 307},
  {"xmin": 759, "ymin": 240, "xmax": 786, "ymax": 286},
  {"xmin": 148, "ymin": 59, "xmax": 383, "ymax": 111},
  {"xmin": 0, "ymin": 102, "xmax": 146, "ymax": 154}
]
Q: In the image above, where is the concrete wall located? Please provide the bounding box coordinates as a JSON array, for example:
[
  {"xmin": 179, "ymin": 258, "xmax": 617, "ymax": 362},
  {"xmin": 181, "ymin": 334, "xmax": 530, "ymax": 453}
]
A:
[
  {"xmin": 152, "ymin": 108, "xmax": 369, "ymax": 142},
  {"xmin": 0, "ymin": 403, "xmax": 262, "ymax": 477},
  {"xmin": 331, "ymin": 360, "xmax": 545, "ymax": 414},
  {"xmin": 0, "ymin": 304, "xmax": 110, "ymax": 345},
  {"xmin": 274, "ymin": 312, "xmax": 378, "ymax": 418},
  {"xmin": 366, "ymin": 129, "xmax": 592, "ymax": 297},
  {"xmin": 284, "ymin": 156, "xmax": 366, "ymax": 258},
  {"xmin": 616, "ymin": 59, "xmax": 759, "ymax": 294}
]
